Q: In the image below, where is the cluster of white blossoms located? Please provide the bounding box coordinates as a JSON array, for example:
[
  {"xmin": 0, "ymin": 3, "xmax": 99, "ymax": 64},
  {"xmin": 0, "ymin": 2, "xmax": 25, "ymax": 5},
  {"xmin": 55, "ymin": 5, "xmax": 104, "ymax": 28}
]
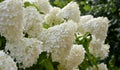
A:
[
  {"xmin": 23, "ymin": 7, "xmax": 44, "ymax": 38},
  {"xmin": 57, "ymin": 2, "xmax": 80, "ymax": 23},
  {"xmin": 88, "ymin": 63, "xmax": 108, "ymax": 70},
  {"xmin": 44, "ymin": 7, "xmax": 64, "ymax": 26},
  {"xmin": 78, "ymin": 15, "xmax": 110, "ymax": 59},
  {"xmin": 89, "ymin": 35, "xmax": 109, "ymax": 59},
  {"xmin": 33, "ymin": 0, "xmax": 52, "ymax": 14},
  {"xmin": 78, "ymin": 16, "xmax": 109, "ymax": 41},
  {"xmin": 38, "ymin": 20, "xmax": 77, "ymax": 62},
  {"xmin": 5, "ymin": 38, "xmax": 43, "ymax": 68},
  {"xmin": 0, "ymin": 51, "xmax": 17, "ymax": 70},
  {"xmin": 0, "ymin": 0, "xmax": 23, "ymax": 42},
  {"xmin": 0, "ymin": 0, "xmax": 109, "ymax": 70},
  {"xmin": 0, "ymin": 0, "xmax": 43, "ymax": 69},
  {"xmin": 65, "ymin": 45, "xmax": 85, "ymax": 70},
  {"xmin": 58, "ymin": 45, "xmax": 85, "ymax": 70}
]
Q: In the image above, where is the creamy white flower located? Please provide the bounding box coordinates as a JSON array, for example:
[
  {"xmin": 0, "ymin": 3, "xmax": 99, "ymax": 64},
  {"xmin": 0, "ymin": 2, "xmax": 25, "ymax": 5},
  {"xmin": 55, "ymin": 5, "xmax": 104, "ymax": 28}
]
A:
[
  {"xmin": 89, "ymin": 35, "xmax": 109, "ymax": 59},
  {"xmin": 79, "ymin": 15, "xmax": 93, "ymax": 24},
  {"xmin": 78, "ymin": 15, "xmax": 93, "ymax": 33},
  {"xmin": 0, "ymin": 0, "xmax": 23, "ymax": 42},
  {"xmin": 0, "ymin": 50, "xmax": 17, "ymax": 70},
  {"xmin": 5, "ymin": 38, "xmax": 43, "ymax": 68},
  {"xmin": 88, "ymin": 63, "xmax": 108, "ymax": 70},
  {"xmin": 66, "ymin": 45, "xmax": 85, "ymax": 70},
  {"xmin": 100, "ymin": 44, "xmax": 110, "ymax": 59},
  {"xmin": 44, "ymin": 7, "xmax": 64, "ymax": 26},
  {"xmin": 73, "ymin": 69, "xmax": 79, "ymax": 70},
  {"xmin": 37, "ymin": 20, "xmax": 77, "ymax": 63},
  {"xmin": 33, "ymin": 0, "xmax": 53, "ymax": 14},
  {"xmin": 57, "ymin": 1, "xmax": 80, "ymax": 23},
  {"xmin": 78, "ymin": 17, "xmax": 109, "ymax": 41},
  {"xmin": 23, "ymin": 7, "xmax": 44, "ymax": 38}
]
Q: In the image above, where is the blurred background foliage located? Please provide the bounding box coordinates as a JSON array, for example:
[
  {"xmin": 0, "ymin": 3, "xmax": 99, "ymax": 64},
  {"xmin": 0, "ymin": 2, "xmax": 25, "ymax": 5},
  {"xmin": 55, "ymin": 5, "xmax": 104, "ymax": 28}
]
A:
[{"xmin": 49, "ymin": 0, "xmax": 120, "ymax": 70}]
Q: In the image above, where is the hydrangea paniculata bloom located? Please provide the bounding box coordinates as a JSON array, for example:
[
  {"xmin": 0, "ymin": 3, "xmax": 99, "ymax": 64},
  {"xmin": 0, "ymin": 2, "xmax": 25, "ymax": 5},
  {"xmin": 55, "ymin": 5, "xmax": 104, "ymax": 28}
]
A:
[
  {"xmin": 0, "ymin": 0, "xmax": 23, "ymax": 42},
  {"xmin": 38, "ymin": 20, "xmax": 77, "ymax": 63},
  {"xmin": 89, "ymin": 35, "xmax": 109, "ymax": 59},
  {"xmin": 0, "ymin": 0, "xmax": 110, "ymax": 70},
  {"xmin": 78, "ymin": 17, "xmax": 109, "ymax": 41},
  {"xmin": 57, "ymin": 2, "xmax": 80, "ymax": 23},
  {"xmin": 33, "ymin": 0, "xmax": 53, "ymax": 14},
  {"xmin": 79, "ymin": 15, "xmax": 93, "ymax": 24},
  {"xmin": 44, "ymin": 7, "xmax": 64, "ymax": 26},
  {"xmin": 0, "ymin": 50, "xmax": 17, "ymax": 70},
  {"xmin": 23, "ymin": 7, "xmax": 44, "ymax": 38},
  {"xmin": 5, "ymin": 38, "xmax": 43, "ymax": 68},
  {"xmin": 58, "ymin": 45, "xmax": 85, "ymax": 70},
  {"xmin": 88, "ymin": 63, "xmax": 108, "ymax": 70}
]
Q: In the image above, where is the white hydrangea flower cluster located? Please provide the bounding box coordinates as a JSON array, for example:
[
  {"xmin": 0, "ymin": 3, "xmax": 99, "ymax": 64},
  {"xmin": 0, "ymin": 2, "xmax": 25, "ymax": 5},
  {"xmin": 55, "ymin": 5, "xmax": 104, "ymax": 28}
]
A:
[
  {"xmin": 5, "ymin": 38, "xmax": 43, "ymax": 68},
  {"xmin": 78, "ymin": 16, "xmax": 109, "ymax": 41},
  {"xmin": 0, "ymin": 0, "xmax": 43, "ymax": 69},
  {"xmin": 0, "ymin": 51, "xmax": 17, "ymax": 70},
  {"xmin": 23, "ymin": 7, "xmax": 44, "ymax": 38},
  {"xmin": 57, "ymin": 2, "xmax": 80, "ymax": 23},
  {"xmin": 44, "ymin": 7, "xmax": 64, "ymax": 26},
  {"xmin": 58, "ymin": 45, "xmax": 85, "ymax": 70},
  {"xmin": 38, "ymin": 20, "xmax": 77, "ymax": 62},
  {"xmin": 0, "ymin": 0, "xmax": 23, "ymax": 42},
  {"xmin": 89, "ymin": 35, "xmax": 110, "ymax": 59},
  {"xmin": 0, "ymin": 0, "xmax": 110, "ymax": 70},
  {"xmin": 33, "ymin": 0, "xmax": 52, "ymax": 14},
  {"xmin": 66, "ymin": 45, "xmax": 85, "ymax": 70},
  {"xmin": 88, "ymin": 63, "xmax": 108, "ymax": 70},
  {"xmin": 78, "ymin": 15, "xmax": 110, "ymax": 59}
]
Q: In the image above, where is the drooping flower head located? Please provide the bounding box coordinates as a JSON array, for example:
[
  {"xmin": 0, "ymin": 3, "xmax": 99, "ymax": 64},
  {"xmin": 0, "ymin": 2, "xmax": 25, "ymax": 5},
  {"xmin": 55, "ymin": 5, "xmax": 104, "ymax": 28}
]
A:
[{"xmin": 0, "ymin": 50, "xmax": 17, "ymax": 70}]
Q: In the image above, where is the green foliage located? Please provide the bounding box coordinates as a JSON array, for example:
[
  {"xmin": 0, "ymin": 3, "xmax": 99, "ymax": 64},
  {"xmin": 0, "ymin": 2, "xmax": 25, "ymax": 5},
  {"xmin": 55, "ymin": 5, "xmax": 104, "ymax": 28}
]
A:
[
  {"xmin": 79, "ymin": 53, "xmax": 100, "ymax": 70},
  {"xmin": 74, "ymin": 32, "xmax": 92, "ymax": 51},
  {"xmin": 43, "ymin": 23, "xmax": 51, "ymax": 29},
  {"xmin": 0, "ymin": 0, "xmax": 4, "ymax": 2},
  {"xmin": 49, "ymin": 0, "xmax": 72, "ymax": 8},
  {"xmin": 83, "ymin": 5, "xmax": 91, "ymax": 11},
  {"xmin": 18, "ymin": 52, "xmax": 59, "ymax": 70},
  {"xmin": 24, "ymin": 2, "xmax": 34, "ymax": 8}
]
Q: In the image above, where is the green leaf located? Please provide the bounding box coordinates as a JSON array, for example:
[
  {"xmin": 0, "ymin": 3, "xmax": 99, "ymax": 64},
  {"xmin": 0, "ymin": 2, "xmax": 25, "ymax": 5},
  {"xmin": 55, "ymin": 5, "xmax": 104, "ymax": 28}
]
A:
[
  {"xmin": 0, "ymin": 0, "xmax": 4, "ymax": 2},
  {"xmin": 52, "ymin": 62, "xmax": 59, "ymax": 70},
  {"xmin": 43, "ymin": 23, "xmax": 51, "ymax": 29},
  {"xmin": 24, "ymin": 2, "xmax": 34, "ymax": 8},
  {"xmin": 80, "ymin": 1, "xmax": 85, "ymax": 5},
  {"xmin": 74, "ymin": 32, "xmax": 92, "ymax": 51},
  {"xmin": 37, "ymin": 52, "xmax": 54, "ymax": 70},
  {"xmin": 84, "ymin": 5, "xmax": 91, "ymax": 11},
  {"xmin": 37, "ymin": 52, "xmax": 48, "ymax": 64},
  {"xmin": 44, "ymin": 59, "xmax": 54, "ymax": 70}
]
